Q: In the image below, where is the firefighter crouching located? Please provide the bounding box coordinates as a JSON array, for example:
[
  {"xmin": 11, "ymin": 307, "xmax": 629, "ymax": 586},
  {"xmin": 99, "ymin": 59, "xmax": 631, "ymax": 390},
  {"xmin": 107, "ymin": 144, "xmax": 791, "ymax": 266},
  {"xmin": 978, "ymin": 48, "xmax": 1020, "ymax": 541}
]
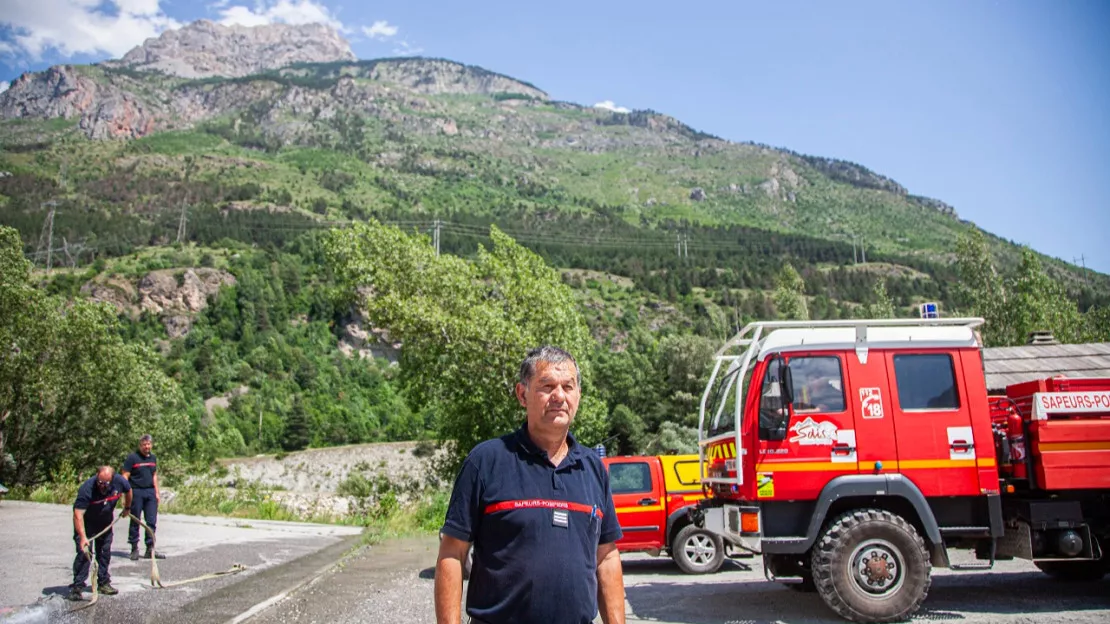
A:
[{"xmin": 69, "ymin": 466, "xmax": 132, "ymax": 601}]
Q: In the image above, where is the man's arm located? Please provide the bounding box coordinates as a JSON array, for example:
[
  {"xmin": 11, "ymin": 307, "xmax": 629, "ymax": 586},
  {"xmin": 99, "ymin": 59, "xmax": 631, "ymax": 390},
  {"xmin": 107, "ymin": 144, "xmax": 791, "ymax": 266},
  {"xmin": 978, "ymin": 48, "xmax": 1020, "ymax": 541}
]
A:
[
  {"xmin": 434, "ymin": 534, "xmax": 470, "ymax": 624},
  {"xmin": 596, "ymin": 541, "xmax": 625, "ymax": 624},
  {"xmin": 73, "ymin": 508, "xmax": 89, "ymax": 552},
  {"xmin": 153, "ymin": 471, "xmax": 160, "ymax": 502},
  {"xmin": 121, "ymin": 476, "xmax": 133, "ymax": 517}
]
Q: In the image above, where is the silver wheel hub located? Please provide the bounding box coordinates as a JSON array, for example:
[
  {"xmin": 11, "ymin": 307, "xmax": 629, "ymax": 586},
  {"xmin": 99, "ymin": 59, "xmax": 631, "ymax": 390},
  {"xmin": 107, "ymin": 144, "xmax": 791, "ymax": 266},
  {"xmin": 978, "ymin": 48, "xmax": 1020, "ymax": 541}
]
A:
[
  {"xmin": 683, "ymin": 533, "xmax": 716, "ymax": 565},
  {"xmin": 850, "ymin": 539, "xmax": 903, "ymax": 595}
]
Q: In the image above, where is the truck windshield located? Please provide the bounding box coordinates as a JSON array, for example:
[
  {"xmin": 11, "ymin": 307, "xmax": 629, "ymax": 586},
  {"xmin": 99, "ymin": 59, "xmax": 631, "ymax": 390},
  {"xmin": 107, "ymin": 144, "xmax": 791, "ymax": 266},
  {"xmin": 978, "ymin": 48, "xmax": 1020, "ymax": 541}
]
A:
[{"xmin": 706, "ymin": 363, "xmax": 750, "ymax": 438}]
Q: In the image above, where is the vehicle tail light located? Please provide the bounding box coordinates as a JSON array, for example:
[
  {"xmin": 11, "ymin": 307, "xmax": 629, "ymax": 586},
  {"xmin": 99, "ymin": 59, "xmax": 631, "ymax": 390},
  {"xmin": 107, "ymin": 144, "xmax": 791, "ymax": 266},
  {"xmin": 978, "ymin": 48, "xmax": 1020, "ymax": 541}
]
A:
[{"xmin": 741, "ymin": 512, "xmax": 759, "ymax": 534}]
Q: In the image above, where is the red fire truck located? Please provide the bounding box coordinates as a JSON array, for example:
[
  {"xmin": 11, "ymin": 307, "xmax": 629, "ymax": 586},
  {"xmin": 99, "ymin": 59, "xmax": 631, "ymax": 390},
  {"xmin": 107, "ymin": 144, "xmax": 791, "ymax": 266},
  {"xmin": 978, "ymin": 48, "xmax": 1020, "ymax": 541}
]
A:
[{"xmin": 691, "ymin": 318, "xmax": 1110, "ymax": 623}]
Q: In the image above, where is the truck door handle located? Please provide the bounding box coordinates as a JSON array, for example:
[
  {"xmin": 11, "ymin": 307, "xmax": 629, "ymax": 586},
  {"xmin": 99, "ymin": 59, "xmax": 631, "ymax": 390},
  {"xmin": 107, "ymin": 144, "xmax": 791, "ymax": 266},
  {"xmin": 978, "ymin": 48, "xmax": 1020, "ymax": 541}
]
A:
[
  {"xmin": 638, "ymin": 498, "xmax": 657, "ymax": 506},
  {"xmin": 832, "ymin": 443, "xmax": 855, "ymax": 455},
  {"xmin": 950, "ymin": 440, "xmax": 974, "ymax": 453}
]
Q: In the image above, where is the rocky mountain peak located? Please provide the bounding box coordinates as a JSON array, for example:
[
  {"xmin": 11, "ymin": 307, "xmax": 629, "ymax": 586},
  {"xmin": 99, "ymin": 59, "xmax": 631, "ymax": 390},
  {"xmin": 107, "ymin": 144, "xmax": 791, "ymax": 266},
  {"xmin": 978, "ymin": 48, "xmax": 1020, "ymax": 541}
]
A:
[{"xmin": 106, "ymin": 19, "xmax": 356, "ymax": 79}]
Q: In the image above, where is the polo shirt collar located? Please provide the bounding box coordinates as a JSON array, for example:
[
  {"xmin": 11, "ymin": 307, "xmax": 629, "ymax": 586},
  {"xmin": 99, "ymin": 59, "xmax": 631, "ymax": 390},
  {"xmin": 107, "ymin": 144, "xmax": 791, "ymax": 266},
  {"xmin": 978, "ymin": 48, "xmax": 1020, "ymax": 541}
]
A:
[{"xmin": 514, "ymin": 422, "xmax": 585, "ymax": 461}]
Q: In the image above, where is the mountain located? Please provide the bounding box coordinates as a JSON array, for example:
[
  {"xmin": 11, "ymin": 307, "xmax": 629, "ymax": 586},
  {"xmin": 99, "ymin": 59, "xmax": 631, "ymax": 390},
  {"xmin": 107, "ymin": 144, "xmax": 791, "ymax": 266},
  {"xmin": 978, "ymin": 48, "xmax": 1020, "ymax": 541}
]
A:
[
  {"xmin": 0, "ymin": 21, "xmax": 1105, "ymax": 310},
  {"xmin": 108, "ymin": 19, "xmax": 356, "ymax": 79}
]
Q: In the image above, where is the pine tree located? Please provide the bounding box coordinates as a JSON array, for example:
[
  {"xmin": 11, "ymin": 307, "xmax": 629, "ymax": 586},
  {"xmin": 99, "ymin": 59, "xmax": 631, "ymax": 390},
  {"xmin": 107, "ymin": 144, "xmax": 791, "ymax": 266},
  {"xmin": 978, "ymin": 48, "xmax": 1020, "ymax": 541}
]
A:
[
  {"xmin": 862, "ymin": 278, "xmax": 896, "ymax": 319},
  {"xmin": 773, "ymin": 263, "xmax": 809, "ymax": 320},
  {"xmin": 282, "ymin": 397, "xmax": 311, "ymax": 452}
]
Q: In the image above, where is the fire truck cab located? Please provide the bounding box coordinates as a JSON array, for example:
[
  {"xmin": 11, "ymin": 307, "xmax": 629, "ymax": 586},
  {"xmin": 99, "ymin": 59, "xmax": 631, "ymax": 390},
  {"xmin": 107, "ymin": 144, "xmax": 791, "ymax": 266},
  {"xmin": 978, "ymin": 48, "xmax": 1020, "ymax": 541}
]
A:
[{"xmin": 693, "ymin": 318, "xmax": 1110, "ymax": 623}]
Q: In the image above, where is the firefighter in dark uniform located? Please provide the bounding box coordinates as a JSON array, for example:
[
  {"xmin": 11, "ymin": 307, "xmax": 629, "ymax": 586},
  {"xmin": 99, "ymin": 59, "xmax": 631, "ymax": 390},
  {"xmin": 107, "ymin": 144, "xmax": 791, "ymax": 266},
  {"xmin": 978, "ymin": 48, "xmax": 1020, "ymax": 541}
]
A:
[
  {"xmin": 122, "ymin": 434, "xmax": 165, "ymax": 560},
  {"xmin": 434, "ymin": 346, "xmax": 625, "ymax": 624},
  {"xmin": 69, "ymin": 466, "xmax": 132, "ymax": 601}
]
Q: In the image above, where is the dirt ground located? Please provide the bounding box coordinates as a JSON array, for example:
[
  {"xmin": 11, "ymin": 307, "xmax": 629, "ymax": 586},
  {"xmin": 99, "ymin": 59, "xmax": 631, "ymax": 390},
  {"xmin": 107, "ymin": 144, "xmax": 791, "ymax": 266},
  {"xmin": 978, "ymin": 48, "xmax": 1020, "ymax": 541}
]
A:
[{"xmin": 209, "ymin": 441, "xmax": 442, "ymax": 517}]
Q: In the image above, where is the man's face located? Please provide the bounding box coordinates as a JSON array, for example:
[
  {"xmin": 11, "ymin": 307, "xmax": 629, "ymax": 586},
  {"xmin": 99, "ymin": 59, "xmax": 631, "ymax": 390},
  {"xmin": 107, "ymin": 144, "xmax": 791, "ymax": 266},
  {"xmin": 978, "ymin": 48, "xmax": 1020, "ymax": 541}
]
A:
[
  {"xmin": 139, "ymin": 439, "xmax": 152, "ymax": 455},
  {"xmin": 516, "ymin": 360, "xmax": 581, "ymax": 433},
  {"xmin": 96, "ymin": 472, "xmax": 113, "ymax": 491}
]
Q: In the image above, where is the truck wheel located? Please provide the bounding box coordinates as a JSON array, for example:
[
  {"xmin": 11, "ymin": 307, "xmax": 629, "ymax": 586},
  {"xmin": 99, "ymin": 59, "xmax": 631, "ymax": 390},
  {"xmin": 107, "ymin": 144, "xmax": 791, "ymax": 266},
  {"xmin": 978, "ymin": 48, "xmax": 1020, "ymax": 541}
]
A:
[
  {"xmin": 1034, "ymin": 560, "xmax": 1106, "ymax": 581},
  {"xmin": 672, "ymin": 524, "xmax": 725, "ymax": 574},
  {"xmin": 811, "ymin": 509, "xmax": 931, "ymax": 623}
]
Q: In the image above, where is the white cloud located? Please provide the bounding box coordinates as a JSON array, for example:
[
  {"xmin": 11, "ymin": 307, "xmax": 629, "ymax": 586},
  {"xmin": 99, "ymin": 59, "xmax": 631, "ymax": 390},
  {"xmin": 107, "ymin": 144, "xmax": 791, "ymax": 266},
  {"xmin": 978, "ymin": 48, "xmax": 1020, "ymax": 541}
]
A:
[
  {"xmin": 594, "ymin": 100, "xmax": 631, "ymax": 114},
  {"xmin": 392, "ymin": 40, "xmax": 423, "ymax": 56},
  {"xmin": 0, "ymin": 0, "xmax": 180, "ymax": 60},
  {"xmin": 362, "ymin": 20, "xmax": 397, "ymax": 40},
  {"xmin": 0, "ymin": 81, "xmax": 9, "ymax": 94},
  {"xmin": 218, "ymin": 0, "xmax": 344, "ymax": 31}
]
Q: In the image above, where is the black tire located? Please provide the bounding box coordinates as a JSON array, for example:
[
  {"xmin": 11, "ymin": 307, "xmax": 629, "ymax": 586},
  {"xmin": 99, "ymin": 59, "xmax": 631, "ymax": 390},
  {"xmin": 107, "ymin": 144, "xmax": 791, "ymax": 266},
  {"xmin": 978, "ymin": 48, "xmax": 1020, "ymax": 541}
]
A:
[
  {"xmin": 811, "ymin": 509, "xmax": 931, "ymax": 623},
  {"xmin": 1034, "ymin": 559, "xmax": 1106, "ymax": 582},
  {"xmin": 671, "ymin": 524, "xmax": 725, "ymax": 574}
]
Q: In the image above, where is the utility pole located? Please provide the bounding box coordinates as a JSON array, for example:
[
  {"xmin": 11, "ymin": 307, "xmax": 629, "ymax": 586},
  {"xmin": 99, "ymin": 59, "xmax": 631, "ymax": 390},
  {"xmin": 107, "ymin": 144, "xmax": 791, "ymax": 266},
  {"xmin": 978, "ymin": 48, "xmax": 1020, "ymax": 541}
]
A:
[
  {"xmin": 36, "ymin": 200, "xmax": 57, "ymax": 270},
  {"xmin": 1073, "ymin": 255, "xmax": 1089, "ymax": 286},
  {"xmin": 176, "ymin": 200, "xmax": 188, "ymax": 244},
  {"xmin": 852, "ymin": 238, "xmax": 858, "ymax": 264},
  {"xmin": 433, "ymin": 219, "xmax": 441, "ymax": 257},
  {"xmin": 683, "ymin": 233, "xmax": 688, "ymax": 260},
  {"xmin": 35, "ymin": 163, "xmax": 66, "ymax": 271},
  {"xmin": 62, "ymin": 237, "xmax": 73, "ymax": 268}
]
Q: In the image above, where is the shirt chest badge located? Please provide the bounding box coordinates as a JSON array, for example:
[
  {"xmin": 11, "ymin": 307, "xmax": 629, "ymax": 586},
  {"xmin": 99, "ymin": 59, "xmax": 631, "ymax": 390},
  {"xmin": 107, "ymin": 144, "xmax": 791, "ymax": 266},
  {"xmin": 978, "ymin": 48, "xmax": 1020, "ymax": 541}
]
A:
[{"xmin": 552, "ymin": 508, "xmax": 569, "ymax": 528}]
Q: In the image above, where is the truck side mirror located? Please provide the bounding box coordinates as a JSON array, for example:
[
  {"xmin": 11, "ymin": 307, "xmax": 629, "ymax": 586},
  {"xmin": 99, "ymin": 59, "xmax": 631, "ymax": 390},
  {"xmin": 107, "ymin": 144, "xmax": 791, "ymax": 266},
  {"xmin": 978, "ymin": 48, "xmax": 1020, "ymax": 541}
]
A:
[
  {"xmin": 781, "ymin": 361, "xmax": 795, "ymax": 406},
  {"xmin": 759, "ymin": 359, "xmax": 790, "ymax": 442}
]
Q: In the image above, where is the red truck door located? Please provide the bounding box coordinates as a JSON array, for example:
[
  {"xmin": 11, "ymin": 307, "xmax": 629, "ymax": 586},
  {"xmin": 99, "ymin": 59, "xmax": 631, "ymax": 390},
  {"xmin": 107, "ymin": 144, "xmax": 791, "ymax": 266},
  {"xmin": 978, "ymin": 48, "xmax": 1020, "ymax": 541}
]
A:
[
  {"xmin": 843, "ymin": 349, "xmax": 900, "ymax": 477},
  {"xmin": 605, "ymin": 457, "xmax": 666, "ymax": 550},
  {"xmin": 883, "ymin": 350, "xmax": 981, "ymax": 497},
  {"xmin": 754, "ymin": 352, "xmax": 858, "ymax": 500}
]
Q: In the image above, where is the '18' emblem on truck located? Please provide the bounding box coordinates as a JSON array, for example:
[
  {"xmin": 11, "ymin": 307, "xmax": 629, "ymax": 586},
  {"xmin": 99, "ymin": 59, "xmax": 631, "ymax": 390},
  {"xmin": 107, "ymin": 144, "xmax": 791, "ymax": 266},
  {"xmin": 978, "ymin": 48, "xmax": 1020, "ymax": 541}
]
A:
[{"xmin": 860, "ymin": 387, "xmax": 884, "ymax": 419}]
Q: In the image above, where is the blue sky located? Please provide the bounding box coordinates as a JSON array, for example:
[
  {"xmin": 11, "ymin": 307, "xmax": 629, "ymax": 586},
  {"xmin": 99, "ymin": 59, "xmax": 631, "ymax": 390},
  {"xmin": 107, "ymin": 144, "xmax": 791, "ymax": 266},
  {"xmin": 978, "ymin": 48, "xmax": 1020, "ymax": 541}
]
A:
[{"xmin": 2, "ymin": 0, "xmax": 1108, "ymax": 274}]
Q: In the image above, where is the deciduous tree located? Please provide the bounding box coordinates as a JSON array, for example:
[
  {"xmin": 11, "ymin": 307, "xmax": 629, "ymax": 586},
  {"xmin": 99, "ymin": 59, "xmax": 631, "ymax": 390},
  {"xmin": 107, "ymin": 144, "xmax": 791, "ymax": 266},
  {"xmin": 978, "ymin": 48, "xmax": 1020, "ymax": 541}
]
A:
[
  {"xmin": 324, "ymin": 221, "xmax": 607, "ymax": 474},
  {"xmin": 0, "ymin": 226, "xmax": 186, "ymax": 486}
]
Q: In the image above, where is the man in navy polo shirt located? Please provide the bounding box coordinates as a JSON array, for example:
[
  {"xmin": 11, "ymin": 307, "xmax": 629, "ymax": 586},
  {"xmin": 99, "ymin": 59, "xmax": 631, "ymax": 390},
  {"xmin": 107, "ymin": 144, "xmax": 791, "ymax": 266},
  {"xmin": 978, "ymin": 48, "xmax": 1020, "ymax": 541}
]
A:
[
  {"xmin": 122, "ymin": 433, "xmax": 165, "ymax": 560},
  {"xmin": 69, "ymin": 465, "xmax": 132, "ymax": 601},
  {"xmin": 434, "ymin": 346, "xmax": 626, "ymax": 624}
]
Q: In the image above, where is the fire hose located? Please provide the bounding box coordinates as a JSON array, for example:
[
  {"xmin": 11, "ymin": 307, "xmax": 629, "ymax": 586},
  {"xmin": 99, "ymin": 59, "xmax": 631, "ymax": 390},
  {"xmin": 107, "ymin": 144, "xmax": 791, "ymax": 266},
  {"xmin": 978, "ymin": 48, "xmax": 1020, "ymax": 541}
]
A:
[{"xmin": 69, "ymin": 511, "xmax": 248, "ymax": 611}]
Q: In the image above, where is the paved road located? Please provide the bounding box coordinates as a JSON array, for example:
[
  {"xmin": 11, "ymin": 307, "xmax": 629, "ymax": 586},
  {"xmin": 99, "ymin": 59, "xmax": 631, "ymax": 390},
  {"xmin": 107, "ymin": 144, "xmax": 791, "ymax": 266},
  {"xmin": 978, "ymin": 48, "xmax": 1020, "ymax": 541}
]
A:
[
  {"xmin": 0, "ymin": 500, "xmax": 362, "ymax": 624},
  {"xmin": 4, "ymin": 501, "xmax": 1108, "ymax": 623},
  {"xmin": 244, "ymin": 537, "xmax": 1110, "ymax": 624}
]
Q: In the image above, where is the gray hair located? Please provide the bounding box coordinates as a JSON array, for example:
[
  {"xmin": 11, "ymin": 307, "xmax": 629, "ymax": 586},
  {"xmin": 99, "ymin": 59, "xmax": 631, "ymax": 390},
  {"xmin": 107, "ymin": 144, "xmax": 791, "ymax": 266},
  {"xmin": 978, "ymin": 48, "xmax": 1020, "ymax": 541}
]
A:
[
  {"xmin": 139, "ymin": 434, "xmax": 153, "ymax": 443},
  {"xmin": 519, "ymin": 346, "xmax": 580, "ymax": 387}
]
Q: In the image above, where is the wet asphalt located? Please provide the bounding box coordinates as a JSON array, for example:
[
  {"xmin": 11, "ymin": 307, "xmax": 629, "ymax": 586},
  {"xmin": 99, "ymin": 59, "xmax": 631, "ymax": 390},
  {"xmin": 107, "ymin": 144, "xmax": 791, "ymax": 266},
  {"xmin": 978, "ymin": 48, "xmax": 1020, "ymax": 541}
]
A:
[{"xmin": 0, "ymin": 500, "xmax": 362, "ymax": 624}]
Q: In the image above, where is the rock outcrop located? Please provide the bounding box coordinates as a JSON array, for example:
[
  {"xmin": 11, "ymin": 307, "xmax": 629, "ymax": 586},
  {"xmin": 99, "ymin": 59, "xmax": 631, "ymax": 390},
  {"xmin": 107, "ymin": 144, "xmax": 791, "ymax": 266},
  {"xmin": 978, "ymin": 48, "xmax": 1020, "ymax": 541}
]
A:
[
  {"xmin": 362, "ymin": 58, "xmax": 547, "ymax": 99},
  {"xmin": 107, "ymin": 20, "xmax": 356, "ymax": 79},
  {"xmin": 83, "ymin": 268, "xmax": 236, "ymax": 338},
  {"xmin": 0, "ymin": 66, "xmax": 158, "ymax": 139}
]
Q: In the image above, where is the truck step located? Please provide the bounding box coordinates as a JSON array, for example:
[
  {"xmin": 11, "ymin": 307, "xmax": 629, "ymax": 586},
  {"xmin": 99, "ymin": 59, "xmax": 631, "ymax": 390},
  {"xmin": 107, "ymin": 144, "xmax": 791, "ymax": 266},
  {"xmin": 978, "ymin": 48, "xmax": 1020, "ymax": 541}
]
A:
[{"xmin": 950, "ymin": 561, "xmax": 996, "ymax": 570}]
